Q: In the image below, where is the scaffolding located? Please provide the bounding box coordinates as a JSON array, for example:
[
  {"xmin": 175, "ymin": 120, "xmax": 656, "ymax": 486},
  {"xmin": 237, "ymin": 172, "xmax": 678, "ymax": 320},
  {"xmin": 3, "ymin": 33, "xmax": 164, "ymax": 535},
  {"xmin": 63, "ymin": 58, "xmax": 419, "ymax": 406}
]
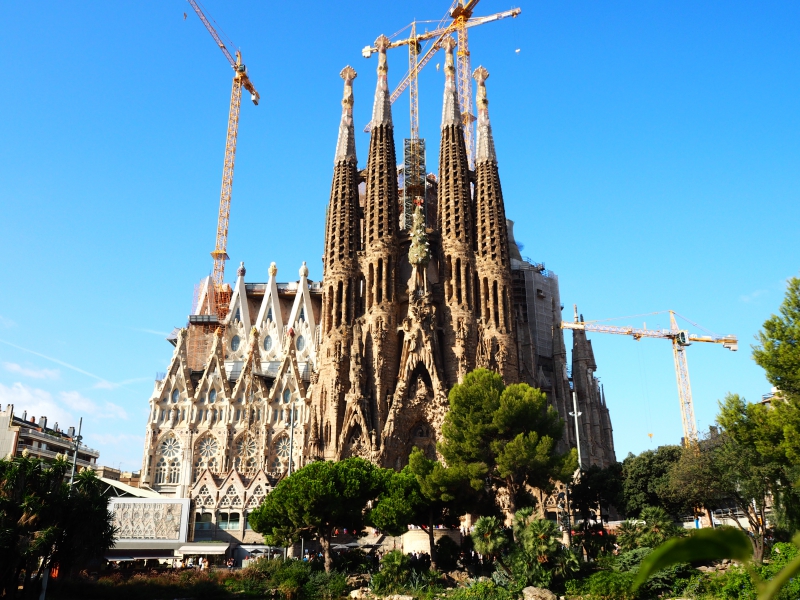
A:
[{"xmin": 402, "ymin": 138, "xmax": 426, "ymax": 229}]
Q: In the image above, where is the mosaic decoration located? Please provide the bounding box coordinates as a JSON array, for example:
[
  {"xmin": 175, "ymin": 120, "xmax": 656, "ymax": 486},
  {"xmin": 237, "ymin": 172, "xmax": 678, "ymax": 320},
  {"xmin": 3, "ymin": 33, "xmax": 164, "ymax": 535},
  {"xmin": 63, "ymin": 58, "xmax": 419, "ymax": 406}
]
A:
[{"xmin": 112, "ymin": 502, "xmax": 184, "ymax": 540}]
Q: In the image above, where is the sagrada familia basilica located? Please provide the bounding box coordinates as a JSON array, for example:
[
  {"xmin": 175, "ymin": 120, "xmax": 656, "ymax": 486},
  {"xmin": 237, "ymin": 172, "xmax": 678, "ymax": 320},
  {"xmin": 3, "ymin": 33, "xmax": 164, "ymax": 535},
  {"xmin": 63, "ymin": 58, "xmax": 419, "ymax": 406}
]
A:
[{"xmin": 139, "ymin": 37, "xmax": 615, "ymax": 543}]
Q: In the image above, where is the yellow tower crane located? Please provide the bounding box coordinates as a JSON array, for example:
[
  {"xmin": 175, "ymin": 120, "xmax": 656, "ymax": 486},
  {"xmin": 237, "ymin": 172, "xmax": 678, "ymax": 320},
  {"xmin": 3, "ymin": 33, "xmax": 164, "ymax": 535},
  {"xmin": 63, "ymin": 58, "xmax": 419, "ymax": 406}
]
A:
[
  {"xmin": 561, "ymin": 309, "xmax": 738, "ymax": 444},
  {"xmin": 187, "ymin": 0, "xmax": 259, "ymax": 320},
  {"xmin": 362, "ymin": 2, "xmax": 520, "ymax": 228}
]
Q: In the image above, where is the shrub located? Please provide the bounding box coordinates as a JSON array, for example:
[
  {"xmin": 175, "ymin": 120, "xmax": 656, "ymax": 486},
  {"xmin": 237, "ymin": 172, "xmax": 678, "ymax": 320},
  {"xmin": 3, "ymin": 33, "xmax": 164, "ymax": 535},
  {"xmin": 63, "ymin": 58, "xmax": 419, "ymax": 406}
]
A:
[
  {"xmin": 614, "ymin": 547, "xmax": 653, "ymax": 572},
  {"xmin": 435, "ymin": 535, "xmax": 461, "ymax": 571},
  {"xmin": 303, "ymin": 569, "xmax": 349, "ymax": 599},
  {"xmin": 447, "ymin": 579, "xmax": 516, "ymax": 600},
  {"xmin": 370, "ymin": 550, "xmax": 412, "ymax": 594},
  {"xmin": 584, "ymin": 570, "xmax": 637, "ymax": 600}
]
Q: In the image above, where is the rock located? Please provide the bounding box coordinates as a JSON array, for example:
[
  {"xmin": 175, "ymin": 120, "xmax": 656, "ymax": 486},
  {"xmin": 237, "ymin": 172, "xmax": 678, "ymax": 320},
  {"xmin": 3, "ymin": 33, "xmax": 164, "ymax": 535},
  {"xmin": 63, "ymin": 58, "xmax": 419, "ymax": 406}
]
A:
[
  {"xmin": 447, "ymin": 570, "xmax": 470, "ymax": 583},
  {"xmin": 349, "ymin": 587, "xmax": 371, "ymax": 599},
  {"xmin": 522, "ymin": 586, "xmax": 558, "ymax": 600},
  {"xmin": 382, "ymin": 596, "xmax": 414, "ymax": 600}
]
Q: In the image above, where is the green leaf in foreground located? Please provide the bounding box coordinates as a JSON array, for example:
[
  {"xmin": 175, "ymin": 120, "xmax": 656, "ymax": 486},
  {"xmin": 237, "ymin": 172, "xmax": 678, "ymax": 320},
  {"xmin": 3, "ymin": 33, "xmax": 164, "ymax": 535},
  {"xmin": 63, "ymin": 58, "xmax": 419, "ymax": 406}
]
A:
[{"xmin": 632, "ymin": 528, "xmax": 753, "ymax": 591}]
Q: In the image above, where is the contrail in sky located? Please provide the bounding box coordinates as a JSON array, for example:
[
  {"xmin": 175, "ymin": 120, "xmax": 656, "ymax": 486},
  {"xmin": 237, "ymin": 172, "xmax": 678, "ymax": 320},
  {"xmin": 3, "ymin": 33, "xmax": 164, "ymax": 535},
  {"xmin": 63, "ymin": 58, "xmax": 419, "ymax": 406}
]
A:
[{"xmin": 0, "ymin": 338, "xmax": 111, "ymax": 385}]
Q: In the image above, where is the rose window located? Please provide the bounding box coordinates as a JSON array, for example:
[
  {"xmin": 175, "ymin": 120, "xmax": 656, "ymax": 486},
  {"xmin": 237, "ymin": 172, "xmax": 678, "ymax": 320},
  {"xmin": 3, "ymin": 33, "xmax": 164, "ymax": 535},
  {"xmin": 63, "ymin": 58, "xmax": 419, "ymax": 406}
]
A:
[
  {"xmin": 159, "ymin": 437, "xmax": 180, "ymax": 458},
  {"xmin": 276, "ymin": 437, "xmax": 291, "ymax": 458},
  {"xmin": 237, "ymin": 435, "xmax": 257, "ymax": 457},
  {"xmin": 198, "ymin": 437, "xmax": 218, "ymax": 458}
]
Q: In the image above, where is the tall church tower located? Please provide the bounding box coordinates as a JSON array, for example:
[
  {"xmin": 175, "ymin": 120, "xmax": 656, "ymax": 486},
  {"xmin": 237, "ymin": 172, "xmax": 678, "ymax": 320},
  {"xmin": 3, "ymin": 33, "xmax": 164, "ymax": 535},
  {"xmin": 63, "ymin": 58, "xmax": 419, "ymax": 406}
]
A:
[
  {"xmin": 437, "ymin": 37, "xmax": 478, "ymax": 385},
  {"xmin": 472, "ymin": 66, "xmax": 519, "ymax": 382},
  {"xmin": 314, "ymin": 66, "xmax": 362, "ymax": 460},
  {"xmin": 360, "ymin": 35, "xmax": 401, "ymax": 444}
]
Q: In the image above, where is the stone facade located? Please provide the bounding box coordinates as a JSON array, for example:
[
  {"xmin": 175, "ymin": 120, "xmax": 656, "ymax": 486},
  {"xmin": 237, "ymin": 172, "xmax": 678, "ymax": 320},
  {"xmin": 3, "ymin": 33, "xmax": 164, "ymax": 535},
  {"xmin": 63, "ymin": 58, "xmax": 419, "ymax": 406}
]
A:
[{"xmin": 139, "ymin": 36, "xmax": 616, "ymax": 543}]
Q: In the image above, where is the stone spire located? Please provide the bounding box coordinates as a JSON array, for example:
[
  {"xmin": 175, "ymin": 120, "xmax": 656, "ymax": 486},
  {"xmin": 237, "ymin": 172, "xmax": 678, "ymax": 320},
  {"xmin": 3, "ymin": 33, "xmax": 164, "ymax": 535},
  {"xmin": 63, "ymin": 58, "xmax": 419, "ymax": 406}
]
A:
[
  {"xmin": 474, "ymin": 66, "xmax": 497, "ymax": 164},
  {"xmin": 472, "ymin": 65, "xmax": 518, "ymax": 383},
  {"xmin": 441, "ymin": 37, "xmax": 461, "ymax": 128},
  {"xmin": 324, "ymin": 78, "xmax": 361, "ymax": 278},
  {"xmin": 360, "ymin": 33, "xmax": 400, "ymax": 437},
  {"xmin": 437, "ymin": 36, "xmax": 476, "ymax": 385},
  {"xmin": 334, "ymin": 66, "xmax": 357, "ymax": 164},
  {"xmin": 371, "ymin": 35, "xmax": 392, "ymax": 128}
]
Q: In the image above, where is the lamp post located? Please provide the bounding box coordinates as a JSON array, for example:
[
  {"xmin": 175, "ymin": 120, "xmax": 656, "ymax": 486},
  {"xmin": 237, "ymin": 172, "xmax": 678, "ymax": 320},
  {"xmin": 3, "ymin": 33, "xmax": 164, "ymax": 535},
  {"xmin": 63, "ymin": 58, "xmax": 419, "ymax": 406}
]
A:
[
  {"xmin": 569, "ymin": 391, "xmax": 583, "ymax": 470},
  {"xmin": 68, "ymin": 417, "xmax": 83, "ymax": 488}
]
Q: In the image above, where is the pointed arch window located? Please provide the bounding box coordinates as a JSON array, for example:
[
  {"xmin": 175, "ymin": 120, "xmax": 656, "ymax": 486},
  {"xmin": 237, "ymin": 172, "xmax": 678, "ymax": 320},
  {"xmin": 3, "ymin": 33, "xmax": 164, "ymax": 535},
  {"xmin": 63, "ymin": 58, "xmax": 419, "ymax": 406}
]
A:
[
  {"xmin": 168, "ymin": 458, "xmax": 181, "ymax": 484},
  {"xmin": 154, "ymin": 457, "xmax": 167, "ymax": 484},
  {"xmin": 171, "ymin": 389, "xmax": 180, "ymax": 403},
  {"xmin": 299, "ymin": 307, "xmax": 305, "ymax": 322},
  {"xmin": 234, "ymin": 308, "xmax": 241, "ymax": 322},
  {"xmin": 209, "ymin": 389, "xmax": 217, "ymax": 403},
  {"xmin": 231, "ymin": 335, "xmax": 241, "ymax": 352},
  {"xmin": 264, "ymin": 336, "xmax": 272, "ymax": 351}
]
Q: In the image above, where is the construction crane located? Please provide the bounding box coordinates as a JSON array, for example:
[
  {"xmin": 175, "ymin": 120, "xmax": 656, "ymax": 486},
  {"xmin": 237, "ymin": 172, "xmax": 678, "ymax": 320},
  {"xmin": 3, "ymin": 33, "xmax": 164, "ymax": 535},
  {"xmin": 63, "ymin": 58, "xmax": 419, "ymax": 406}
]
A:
[
  {"xmin": 362, "ymin": 2, "xmax": 520, "ymax": 228},
  {"xmin": 561, "ymin": 308, "xmax": 738, "ymax": 445},
  {"xmin": 187, "ymin": 0, "xmax": 259, "ymax": 320}
]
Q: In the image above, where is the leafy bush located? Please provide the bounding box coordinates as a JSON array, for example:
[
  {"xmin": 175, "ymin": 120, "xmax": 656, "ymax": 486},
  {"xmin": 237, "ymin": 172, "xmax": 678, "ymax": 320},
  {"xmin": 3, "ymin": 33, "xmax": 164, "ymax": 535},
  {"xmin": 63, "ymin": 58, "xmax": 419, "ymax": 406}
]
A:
[
  {"xmin": 303, "ymin": 569, "xmax": 349, "ymax": 599},
  {"xmin": 435, "ymin": 535, "xmax": 461, "ymax": 571},
  {"xmin": 583, "ymin": 570, "xmax": 637, "ymax": 600},
  {"xmin": 370, "ymin": 550, "xmax": 412, "ymax": 594},
  {"xmin": 447, "ymin": 579, "xmax": 516, "ymax": 600},
  {"xmin": 614, "ymin": 547, "xmax": 653, "ymax": 572}
]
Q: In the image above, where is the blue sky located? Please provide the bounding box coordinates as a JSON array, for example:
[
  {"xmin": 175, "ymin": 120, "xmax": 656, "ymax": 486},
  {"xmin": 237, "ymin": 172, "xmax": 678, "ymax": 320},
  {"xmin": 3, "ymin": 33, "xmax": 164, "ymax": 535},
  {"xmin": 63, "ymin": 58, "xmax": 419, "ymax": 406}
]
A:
[{"xmin": 0, "ymin": 1, "xmax": 797, "ymax": 470}]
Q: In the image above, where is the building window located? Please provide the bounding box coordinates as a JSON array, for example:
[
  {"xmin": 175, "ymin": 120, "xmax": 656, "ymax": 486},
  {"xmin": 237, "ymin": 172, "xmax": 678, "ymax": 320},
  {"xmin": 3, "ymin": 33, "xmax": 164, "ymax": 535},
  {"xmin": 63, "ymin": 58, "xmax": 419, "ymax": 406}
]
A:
[
  {"xmin": 218, "ymin": 512, "xmax": 240, "ymax": 531},
  {"xmin": 168, "ymin": 458, "xmax": 180, "ymax": 484},
  {"xmin": 236, "ymin": 409, "xmax": 241, "ymax": 421},
  {"xmin": 154, "ymin": 457, "xmax": 167, "ymax": 484},
  {"xmin": 264, "ymin": 336, "xmax": 272, "ymax": 351},
  {"xmin": 209, "ymin": 389, "xmax": 217, "ymax": 403},
  {"xmin": 299, "ymin": 307, "xmax": 305, "ymax": 322},
  {"xmin": 296, "ymin": 335, "xmax": 305, "ymax": 351},
  {"xmin": 171, "ymin": 389, "xmax": 180, "ymax": 403},
  {"xmin": 234, "ymin": 308, "xmax": 241, "ymax": 322},
  {"xmin": 283, "ymin": 389, "xmax": 291, "ymax": 404},
  {"xmin": 267, "ymin": 307, "xmax": 273, "ymax": 321},
  {"xmin": 231, "ymin": 335, "xmax": 241, "ymax": 351},
  {"xmin": 159, "ymin": 436, "xmax": 181, "ymax": 458}
]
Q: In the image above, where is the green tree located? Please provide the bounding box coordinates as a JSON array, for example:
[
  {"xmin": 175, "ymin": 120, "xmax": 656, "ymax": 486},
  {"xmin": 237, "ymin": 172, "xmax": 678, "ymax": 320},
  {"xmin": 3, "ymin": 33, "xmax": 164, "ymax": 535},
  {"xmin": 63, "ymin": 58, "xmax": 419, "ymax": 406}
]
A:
[
  {"xmin": 471, "ymin": 515, "xmax": 510, "ymax": 573},
  {"xmin": 248, "ymin": 457, "xmax": 384, "ymax": 572},
  {"xmin": 371, "ymin": 447, "xmax": 472, "ymax": 571},
  {"xmin": 753, "ymin": 276, "xmax": 800, "ymax": 400},
  {"xmin": 570, "ymin": 462, "xmax": 625, "ymax": 521},
  {"xmin": 438, "ymin": 368, "xmax": 576, "ymax": 515},
  {"xmin": 615, "ymin": 506, "xmax": 683, "ymax": 552},
  {"xmin": 0, "ymin": 453, "xmax": 115, "ymax": 596},
  {"xmin": 621, "ymin": 445, "xmax": 687, "ymax": 517}
]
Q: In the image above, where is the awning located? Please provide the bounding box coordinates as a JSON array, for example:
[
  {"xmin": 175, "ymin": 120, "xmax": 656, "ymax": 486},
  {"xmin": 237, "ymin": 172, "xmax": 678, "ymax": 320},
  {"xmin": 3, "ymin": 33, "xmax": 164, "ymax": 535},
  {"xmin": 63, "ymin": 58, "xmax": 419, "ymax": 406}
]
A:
[
  {"xmin": 176, "ymin": 543, "xmax": 231, "ymax": 555},
  {"xmin": 104, "ymin": 550, "xmax": 176, "ymax": 561}
]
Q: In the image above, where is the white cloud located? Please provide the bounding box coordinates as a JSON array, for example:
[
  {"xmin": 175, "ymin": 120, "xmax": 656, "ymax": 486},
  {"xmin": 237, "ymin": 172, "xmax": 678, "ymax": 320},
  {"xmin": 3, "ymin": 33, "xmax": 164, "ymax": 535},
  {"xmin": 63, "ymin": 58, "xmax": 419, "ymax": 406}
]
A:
[
  {"xmin": 740, "ymin": 289, "xmax": 769, "ymax": 303},
  {"xmin": 59, "ymin": 391, "xmax": 128, "ymax": 420},
  {"xmin": 0, "ymin": 382, "xmax": 74, "ymax": 428},
  {"xmin": 3, "ymin": 362, "xmax": 60, "ymax": 380},
  {"xmin": 0, "ymin": 316, "xmax": 15, "ymax": 329}
]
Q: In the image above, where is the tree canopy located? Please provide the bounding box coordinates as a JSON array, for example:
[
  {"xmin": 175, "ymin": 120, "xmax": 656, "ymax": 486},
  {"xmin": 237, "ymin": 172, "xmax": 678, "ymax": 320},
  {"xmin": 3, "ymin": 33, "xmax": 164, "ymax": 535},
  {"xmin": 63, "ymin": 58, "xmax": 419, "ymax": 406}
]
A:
[
  {"xmin": 437, "ymin": 368, "xmax": 576, "ymax": 514},
  {"xmin": 753, "ymin": 275, "xmax": 800, "ymax": 400},
  {"xmin": 248, "ymin": 457, "xmax": 385, "ymax": 572},
  {"xmin": 621, "ymin": 444, "xmax": 687, "ymax": 518},
  {"xmin": 0, "ymin": 454, "xmax": 115, "ymax": 597}
]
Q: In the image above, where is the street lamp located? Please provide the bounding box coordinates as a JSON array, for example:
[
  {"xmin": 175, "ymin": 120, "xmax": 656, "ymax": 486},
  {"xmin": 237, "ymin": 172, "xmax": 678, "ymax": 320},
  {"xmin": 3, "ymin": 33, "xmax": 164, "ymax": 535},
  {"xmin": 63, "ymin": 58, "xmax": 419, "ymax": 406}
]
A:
[{"xmin": 569, "ymin": 391, "xmax": 583, "ymax": 470}]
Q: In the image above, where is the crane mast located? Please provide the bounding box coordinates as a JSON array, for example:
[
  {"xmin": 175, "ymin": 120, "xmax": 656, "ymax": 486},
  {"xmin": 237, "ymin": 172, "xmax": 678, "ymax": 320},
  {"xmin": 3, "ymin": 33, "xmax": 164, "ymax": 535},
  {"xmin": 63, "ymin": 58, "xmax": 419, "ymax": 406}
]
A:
[
  {"xmin": 187, "ymin": 0, "xmax": 259, "ymax": 319},
  {"xmin": 562, "ymin": 309, "xmax": 738, "ymax": 444},
  {"xmin": 363, "ymin": 1, "xmax": 520, "ymax": 197}
]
